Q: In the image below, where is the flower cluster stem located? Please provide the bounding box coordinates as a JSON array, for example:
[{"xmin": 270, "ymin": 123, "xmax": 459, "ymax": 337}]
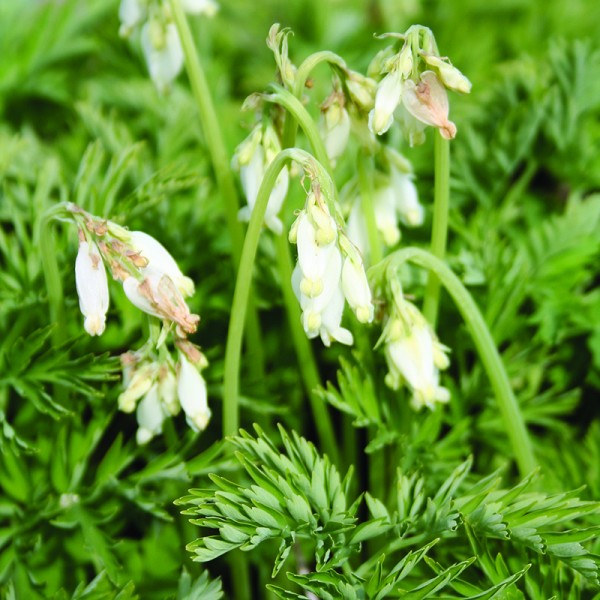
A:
[
  {"xmin": 373, "ymin": 247, "xmax": 537, "ymax": 477},
  {"xmin": 170, "ymin": 0, "xmax": 266, "ymax": 392},
  {"xmin": 223, "ymin": 150, "xmax": 301, "ymax": 435},
  {"xmin": 273, "ymin": 233, "xmax": 340, "ymax": 465},
  {"xmin": 357, "ymin": 150, "xmax": 382, "ymax": 265},
  {"xmin": 422, "ymin": 132, "xmax": 450, "ymax": 327},
  {"xmin": 40, "ymin": 212, "xmax": 66, "ymax": 347}
]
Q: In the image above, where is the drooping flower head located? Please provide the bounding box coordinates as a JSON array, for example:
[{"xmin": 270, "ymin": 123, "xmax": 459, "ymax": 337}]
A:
[
  {"xmin": 119, "ymin": 0, "xmax": 219, "ymax": 93},
  {"xmin": 345, "ymin": 147, "xmax": 424, "ymax": 262},
  {"xmin": 381, "ymin": 278, "xmax": 450, "ymax": 410},
  {"xmin": 67, "ymin": 204, "xmax": 199, "ymax": 338},
  {"xmin": 75, "ymin": 237, "xmax": 109, "ymax": 336},
  {"xmin": 367, "ymin": 25, "xmax": 470, "ymax": 144},
  {"xmin": 233, "ymin": 123, "xmax": 289, "ymax": 234},
  {"xmin": 288, "ymin": 160, "xmax": 375, "ymax": 346}
]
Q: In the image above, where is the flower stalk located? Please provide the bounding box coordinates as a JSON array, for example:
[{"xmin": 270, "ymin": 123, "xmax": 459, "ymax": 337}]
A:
[
  {"xmin": 422, "ymin": 132, "xmax": 450, "ymax": 327},
  {"xmin": 169, "ymin": 0, "xmax": 266, "ymax": 380},
  {"xmin": 371, "ymin": 246, "xmax": 536, "ymax": 476}
]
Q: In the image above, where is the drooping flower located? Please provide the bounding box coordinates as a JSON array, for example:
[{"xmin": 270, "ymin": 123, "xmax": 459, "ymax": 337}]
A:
[
  {"xmin": 345, "ymin": 166, "xmax": 424, "ymax": 260},
  {"xmin": 234, "ymin": 124, "xmax": 288, "ymax": 234},
  {"xmin": 118, "ymin": 0, "xmax": 146, "ymax": 38},
  {"xmin": 320, "ymin": 94, "xmax": 351, "ymax": 166},
  {"xmin": 128, "ymin": 230, "xmax": 194, "ymax": 297},
  {"xmin": 177, "ymin": 354, "xmax": 211, "ymax": 432},
  {"xmin": 401, "ymin": 71, "xmax": 456, "ymax": 141},
  {"xmin": 341, "ymin": 254, "xmax": 374, "ymax": 324},
  {"xmin": 383, "ymin": 300, "xmax": 450, "ymax": 410},
  {"xmin": 75, "ymin": 240, "xmax": 109, "ymax": 336},
  {"xmin": 390, "ymin": 170, "xmax": 424, "ymax": 227},
  {"xmin": 123, "ymin": 269, "xmax": 199, "ymax": 336},
  {"xmin": 368, "ymin": 44, "xmax": 413, "ymax": 135},
  {"xmin": 289, "ymin": 185, "xmax": 372, "ymax": 346},
  {"xmin": 118, "ymin": 361, "xmax": 158, "ymax": 413},
  {"xmin": 141, "ymin": 20, "xmax": 184, "ymax": 94},
  {"xmin": 135, "ymin": 384, "xmax": 168, "ymax": 444}
]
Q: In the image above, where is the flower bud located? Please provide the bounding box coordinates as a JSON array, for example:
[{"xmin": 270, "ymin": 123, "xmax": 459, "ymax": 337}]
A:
[
  {"xmin": 177, "ymin": 354, "xmax": 211, "ymax": 432},
  {"xmin": 75, "ymin": 241, "xmax": 109, "ymax": 336}
]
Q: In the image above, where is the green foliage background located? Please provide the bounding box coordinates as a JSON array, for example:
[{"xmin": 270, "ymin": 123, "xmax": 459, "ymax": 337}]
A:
[{"xmin": 0, "ymin": 0, "xmax": 599, "ymax": 597}]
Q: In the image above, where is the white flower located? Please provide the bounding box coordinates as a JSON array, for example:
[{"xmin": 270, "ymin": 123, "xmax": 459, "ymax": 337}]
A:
[
  {"xmin": 118, "ymin": 0, "xmax": 146, "ymax": 38},
  {"xmin": 341, "ymin": 256, "xmax": 374, "ymax": 324},
  {"xmin": 75, "ymin": 241, "xmax": 109, "ymax": 336},
  {"xmin": 177, "ymin": 354, "xmax": 211, "ymax": 432},
  {"xmin": 235, "ymin": 125, "xmax": 288, "ymax": 234},
  {"xmin": 384, "ymin": 304, "xmax": 450, "ymax": 410},
  {"xmin": 368, "ymin": 70, "xmax": 404, "ymax": 135},
  {"xmin": 141, "ymin": 20, "xmax": 184, "ymax": 94},
  {"xmin": 293, "ymin": 246, "xmax": 353, "ymax": 347},
  {"xmin": 129, "ymin": 230, "xmax": 194, "ymax": 297},
  {"xmin": 181, "ymin": 0, "xmax": 219, "ymax": 16},
  {"xmin": 320, "ymin": 102, "xmax": 350, "ymax": 166},
  {"xmin": 390, "ymin": 171, "xmax": 424, "ymax": 227},
  {"xmin": 158, "ymin": 366, "xmax": 180, "ymax": 416},
  {"xmin": 123, "ymin": 270, "xmax": 199, "ymax": 335},
  {"xmin": 135, "ymin": 384, "xmax": 168, "ymax": 445},
  {"xmin": 401, "ymin": 71, "xmax": 456, "ymax": 140},
  {"xmin": 118, "ymin": 362, "xmax": 158, "ymax": 413},
  {"xmin": 346, "ymin": 184, "xmax": 401, "ymax": 259},
  {"xmin": 295, "ymin": 208, "xmax": 337, "ymax": 294}
]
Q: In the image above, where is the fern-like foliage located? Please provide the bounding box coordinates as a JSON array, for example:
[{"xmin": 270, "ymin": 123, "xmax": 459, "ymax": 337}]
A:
[{"xmin": 181, "ymin": 427, "xmax": 600, "ymax": 598}]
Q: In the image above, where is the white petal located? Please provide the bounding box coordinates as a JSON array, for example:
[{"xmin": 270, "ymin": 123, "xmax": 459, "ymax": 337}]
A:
[
  {"xmin": 402, "ymin": 72, "xmax": 456, "ymax": 140},
  {"xmin": 181, "ymin": 0, "xmax": 219, "ymax": 16},
  {"xmin": 119, "ymin": 0, "xmax": 146, "ymax": 37},
  {"xmin": 369, "ymin": 71, "xmax": 403, "ymax": 135},
  {"xmin": 297, "ymin": 211, "xmax": 336, "ymax": 282},
  {"xmin": 321, "ymin": 105, "xmax": 350, "ymax": 165},
  {"xmin": 136, "ymin": 384, "xmax": 167, "ymax": 444},
  {"xmin": 75, "ymin": 241, "xmax": 109, "ymax": 336},
  {"xmin": 178, "ymin": 355, "xmax": 211, "ymax": 432},
  {"xmin": 341, "ymin": 257, "xmax": 374, "ymax": 323},
  {"xmin": 123, "ymin": 275, "xmax": 163, "ymax": 319},
  {"xmin": 319, "ymin": 284, "xmax": 353, "ymax": 347},
  {"xmin": 141, "ymin": 22, "xmax": 184, "ymax": 94},
  {"xmin": 391, "ymin": 173, "xmax": 424, "ymax": 227},
  {"xmin": 374, "ymin": 186, "xmax": 401, "ymax": 247},
  {"xmin": 129, "ymin": 230, "xmax": 194, "ymax": 297},
  {"xmin": 239, "ymin": 145, "xmax": 265, "ymax": 212}
]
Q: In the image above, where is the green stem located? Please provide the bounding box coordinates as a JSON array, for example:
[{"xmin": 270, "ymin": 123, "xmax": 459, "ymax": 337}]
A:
[
  {"xmin": 273, "ymin": 234, "xmax": 340, "ymax": 464},
  {"xmin": 266, "ymin": 84, "xmax": 333, "ymax": 174},
  {"xmin": 422, "ymin": 132, "xmax": 450, "ymax": 327},
  {"xmin": 276, "ymin": 76, "xmax": 347, "ymax": 463},
  {"xmin": 357, "ymin": 150, "xmax": 382, "ymax": 266},
  {"xmin": 170, "ymin": 0, "xmax": 266, "ymax": 383},
  {"xmin": 281, "ymin": 51, "xmax": 347, "ymax": 151},
  {"xmin": 40, "ymin": 213, "xmax": 66, "ymax": 347},
  {"xmin": 223, "ymin": 149, "xmax": 304, "ymax": 436},
  {"xmin": 373, "ymin": 247, "xmax": 536, "ymax": 477}
]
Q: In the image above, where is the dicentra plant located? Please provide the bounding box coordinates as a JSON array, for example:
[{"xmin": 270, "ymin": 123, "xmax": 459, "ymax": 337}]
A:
[{"xmin": 1, "ymin": 0, "xmax": 599, "ymax": 597}]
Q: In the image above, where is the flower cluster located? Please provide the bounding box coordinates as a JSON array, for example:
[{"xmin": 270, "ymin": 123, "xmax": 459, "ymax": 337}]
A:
[
  {"xmin": 381, "ymin": 279, "xmax": 450, "ymax": 410},
  {"xmin": 345, "ymin": 148, "xmax": 424, "ymax": 261},
  {"xmin": 289, "ymin": 185, "xmax": 374, "ymax": 347},
  {"xmin": 70, "ymin": 204, "xmax": 199, "ymax": 338},
  {"xmin": 367, "ymin": 26, "xmax": 471, "ymax": 144},
  {"xmin": 233, "ymin": 123, "xmax": 289, "ymax": 235},
  {"xmin": 119, "ymin": 340, "xmax": 210, "ymax": 444},
  {"xmin": 68, "ymin": 204, "xmax": 209, "ymax": 442},
  {"xmin": 119, "ymin": 0, "xmax": 218, "ymax": 93}
]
